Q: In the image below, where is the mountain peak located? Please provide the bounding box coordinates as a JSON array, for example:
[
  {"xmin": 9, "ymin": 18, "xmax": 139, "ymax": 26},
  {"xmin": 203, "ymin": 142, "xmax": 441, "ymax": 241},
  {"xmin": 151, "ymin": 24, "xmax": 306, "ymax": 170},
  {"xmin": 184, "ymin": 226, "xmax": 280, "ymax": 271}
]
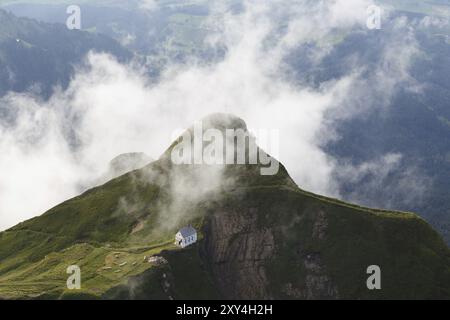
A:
[
  {"xmin": 199, "ymin": 113, "xmax": 248, "ymax": 132},
  {"xmin": 1, "ymin": 115, "xmax": 449, "ymax": 300}
]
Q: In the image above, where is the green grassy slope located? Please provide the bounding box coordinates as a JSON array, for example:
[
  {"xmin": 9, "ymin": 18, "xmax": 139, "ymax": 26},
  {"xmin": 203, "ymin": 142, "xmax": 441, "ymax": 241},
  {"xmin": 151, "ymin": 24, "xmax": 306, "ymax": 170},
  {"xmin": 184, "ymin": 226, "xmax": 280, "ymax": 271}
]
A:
[
  {"xmin": 0, "ymin": 154, "xmax": 216, "ymax": 298},
  {"xmin": 234, "ymin": 186, "xmax": 450, "ymax": 299},
  {"xmin": 0, "ymin": 115, "xmax": 449, "ymax": 299},
  {"xmin": 1, "ymin": 161, "xmax": 448, "ymax": 299}
]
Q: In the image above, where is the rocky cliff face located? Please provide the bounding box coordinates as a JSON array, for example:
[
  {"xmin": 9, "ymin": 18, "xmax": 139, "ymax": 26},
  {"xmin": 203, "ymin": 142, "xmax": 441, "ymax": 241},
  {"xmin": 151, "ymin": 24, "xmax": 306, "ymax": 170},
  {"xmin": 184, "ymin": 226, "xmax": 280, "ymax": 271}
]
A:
[
  {"xmin": 300, "ymin": 210, "xmax": 339, "ymax": 299},
  {"xmin": 202, "ymin": 202, "xmax": 340, "ymax": 299},
  {"xmin": 203, "ymin": 207, "xmax": 275, "ymax": 299},
  {"xmin": 198, "ymin": 180, "xmax": 450, "ymax": 299}
]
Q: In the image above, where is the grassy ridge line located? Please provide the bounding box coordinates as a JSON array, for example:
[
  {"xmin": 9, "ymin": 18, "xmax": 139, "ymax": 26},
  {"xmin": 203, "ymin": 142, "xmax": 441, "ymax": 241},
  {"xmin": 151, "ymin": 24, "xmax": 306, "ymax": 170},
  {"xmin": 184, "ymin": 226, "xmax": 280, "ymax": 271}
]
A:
[
  {"xmin": 229, "ymin": 183, "xmax": 420, "ymax": 218},
  {"xmin": 2, "ymin": 227, "xmax": 173, "ymax": 253}
]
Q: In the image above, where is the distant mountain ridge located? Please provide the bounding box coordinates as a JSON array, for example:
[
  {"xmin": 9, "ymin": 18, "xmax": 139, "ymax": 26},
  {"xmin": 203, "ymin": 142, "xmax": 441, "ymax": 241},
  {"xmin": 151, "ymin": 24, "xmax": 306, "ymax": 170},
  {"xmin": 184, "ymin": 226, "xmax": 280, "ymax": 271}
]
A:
[{"xmin": 0, "ymin": 9, "xmax": 131, "ymax": 98}]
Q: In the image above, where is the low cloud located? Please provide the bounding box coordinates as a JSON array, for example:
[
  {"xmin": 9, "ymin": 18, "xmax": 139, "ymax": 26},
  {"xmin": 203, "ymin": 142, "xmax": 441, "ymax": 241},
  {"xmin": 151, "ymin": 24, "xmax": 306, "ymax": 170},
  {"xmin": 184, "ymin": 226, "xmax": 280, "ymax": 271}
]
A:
[
  {"xmin": 139, "ymin": 0, "xmax": 159, "ymax": 11},
  {"xmin": 0, "ymin": 0, "xmax": 427, "ymax": 230},
  {"xmin": 334, "ymin": 153, "xmax": 432, "ymax": 209}
]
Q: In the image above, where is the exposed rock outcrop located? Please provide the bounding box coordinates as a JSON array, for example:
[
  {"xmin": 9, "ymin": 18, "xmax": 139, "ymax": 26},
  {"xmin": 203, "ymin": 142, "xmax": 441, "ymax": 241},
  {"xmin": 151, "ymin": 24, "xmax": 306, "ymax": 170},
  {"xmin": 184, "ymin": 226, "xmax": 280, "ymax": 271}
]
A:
[
  {"xmin": 203, "ymin": 205, "xmax": 338, "ymax": 299},
  {"xmin": 204, "ymin": 207, "xmax": 275, "ymax": 299}
]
